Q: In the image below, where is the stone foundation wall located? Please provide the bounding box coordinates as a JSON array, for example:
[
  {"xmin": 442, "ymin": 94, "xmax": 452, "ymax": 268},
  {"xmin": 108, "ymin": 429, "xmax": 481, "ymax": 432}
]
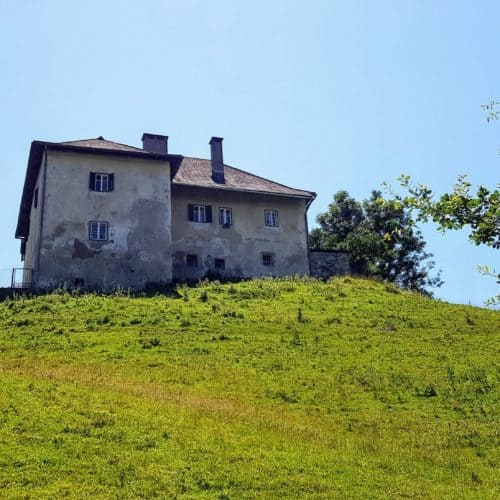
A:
[{"xmin": 310, "ymin": 251, "xmax": 350, "ymax": 279}]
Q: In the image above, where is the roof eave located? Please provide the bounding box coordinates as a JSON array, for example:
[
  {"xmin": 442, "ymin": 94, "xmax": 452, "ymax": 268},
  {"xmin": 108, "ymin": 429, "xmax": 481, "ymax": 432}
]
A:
[
  {"xmin": 171, "ymin": 181, "xmax": 316, "ymax": 200},
  {"xmin": 15, "ymin": 141, "xmax": 45, "ymax": 239}
]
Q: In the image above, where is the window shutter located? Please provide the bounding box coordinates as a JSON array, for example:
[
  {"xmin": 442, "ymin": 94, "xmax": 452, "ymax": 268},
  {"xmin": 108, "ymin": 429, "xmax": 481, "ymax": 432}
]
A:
[
  {"xmin": 89, "ymin": 172, "xmax": 96, "ymax": 190},
  {"xmin": 188, "ymin": 204, "xmax": 194, "ymax": 221},
  {"xmin": 109, "ymin": 173, "xmax": 114, "ymax": 191},
  {"xmin": 206, "ymin": 205, "xmax": 212, "ymax": 223}
]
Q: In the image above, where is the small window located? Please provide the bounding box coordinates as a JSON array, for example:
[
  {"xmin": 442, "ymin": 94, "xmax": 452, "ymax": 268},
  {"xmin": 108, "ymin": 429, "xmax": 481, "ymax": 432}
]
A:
[
  {"xmin": 188, "ymin": 204, "xmax": 212, "ymax": 223},
  {"xmin": 186, "ymin": 254, "xmax": 198, "ymax": 267},
  {"xmin": 89, "ymin": 172, "xmax": 114, "ymax": 192},
  {"xmin": 264, "ymin": 210, "xmax": 279, "ymax": 227},
  {"xmin": 33, "ymin": 188, "xmax": 39, "ymax": 209},
  {"xmin": 214, "ymin": 258, "xmax": 225, "ymax": 270},
  {"xmin": 193, "ymin": 205, "xmax": 206, "ymax": 222},
  {"xmin": 89, "ymin": 221, "xmax": 109, "ymax": 241},
  {"xmin": 219, "ymin": 207, "xmax": 232, "ymax": 226},
  {"xmin": 262, "ymin": 253, "xmax": 274, "ymax": 266}
]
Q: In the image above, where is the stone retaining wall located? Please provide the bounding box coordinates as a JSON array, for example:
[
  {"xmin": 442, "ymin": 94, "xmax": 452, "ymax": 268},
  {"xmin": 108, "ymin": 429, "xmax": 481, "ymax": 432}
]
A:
[{"xmin": 310, "ymin": 251, "xmax": 350, "ymax": 279}]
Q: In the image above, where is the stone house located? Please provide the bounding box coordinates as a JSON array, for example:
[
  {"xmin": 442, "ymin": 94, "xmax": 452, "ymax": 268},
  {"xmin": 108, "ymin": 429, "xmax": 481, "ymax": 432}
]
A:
[{"xmin": 15, "ymin": 134, "xmax": 316, "ymax": 289}]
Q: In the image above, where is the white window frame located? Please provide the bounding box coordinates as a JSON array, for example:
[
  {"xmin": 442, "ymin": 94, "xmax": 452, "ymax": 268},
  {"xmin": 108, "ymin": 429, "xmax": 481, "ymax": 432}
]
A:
[
  {"xmin": 95, "ymin": 173, "xmax": 109, "ymax": 192},
  {"xmin": 219, "ymin": 207, "xmax": 232, "ymax": 226},
  {"xmin": 264, "ymin": 209, "xmax": 279, "ymax": 227},
  {"xmin": 193, "ymin": 205, "xmax": 207, "ymax": 223},
  {"xmin": 89, "ymin": 221, "xmax": 109, "ymax": 241}
]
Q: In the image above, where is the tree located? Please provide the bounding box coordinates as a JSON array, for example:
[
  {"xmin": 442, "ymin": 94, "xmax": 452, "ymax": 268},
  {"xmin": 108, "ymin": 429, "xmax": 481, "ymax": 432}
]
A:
[
  {"xmin": 310, "ymin": 190, "xmax": 442, "ymax": 294},
  {"xmin": 394, "ymin": 174, "xmax": 500, "ymax": 249},
  {"xmin": 387, "ymin": 101, "xmax": 500, "ymax": 306},
  {"xmin": 390, "ymin": 175, "xmax": 499, "ymax": 305}
]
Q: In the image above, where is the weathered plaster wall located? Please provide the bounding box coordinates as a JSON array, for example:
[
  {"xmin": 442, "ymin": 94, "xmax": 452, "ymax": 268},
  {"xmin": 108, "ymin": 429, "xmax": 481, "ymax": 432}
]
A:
[
  {"xmin": 171, "ymin": 186, "xmax": 310, "ymax": 280},
  {"xmin": 310, "ymin": 251, "xmax": 350, "ymax": 279},
  {"xmin": 37, "ymin": 151, "xmax": 172, "ymax": 289},
  {"xmin": 23, "ymin": 165, "xmax": 43, "ymax": 283}
]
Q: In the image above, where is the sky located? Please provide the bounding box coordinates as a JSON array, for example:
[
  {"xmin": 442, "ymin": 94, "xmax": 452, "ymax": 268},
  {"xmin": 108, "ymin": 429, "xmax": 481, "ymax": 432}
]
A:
[{"xmin": 0, "ymin": 0, "xmax": 498, "ymax": 306}]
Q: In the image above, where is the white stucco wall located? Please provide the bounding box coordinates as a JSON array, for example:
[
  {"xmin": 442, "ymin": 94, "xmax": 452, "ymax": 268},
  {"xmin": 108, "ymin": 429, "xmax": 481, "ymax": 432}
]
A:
[
  {"xmin": 171, "ymin": 186, "xmax": 310, "ymax": 280},
  {"xmin": 36, "ymin": 150, "xmax": 172, "ymax": 289}
]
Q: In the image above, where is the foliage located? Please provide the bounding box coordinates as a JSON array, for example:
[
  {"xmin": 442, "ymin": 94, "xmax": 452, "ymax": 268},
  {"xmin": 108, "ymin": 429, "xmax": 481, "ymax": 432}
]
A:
[
  {"xmin": 481, "ymin": 99, "xmax": 500, "ymax": 122},
  {"xmin": 310, "ymin": 190, "xmax": 442, "ymax": 293},
  {"xmin": 389, "ymin": 100, "xmax": 500, "ymax": 305},
  {"xmin": 394, "ymin": 174, "xmax": 500, "ymax": 249},
  {"xmin": 0, "ymin": 278, "xmax": 498, "ymax": 498}
]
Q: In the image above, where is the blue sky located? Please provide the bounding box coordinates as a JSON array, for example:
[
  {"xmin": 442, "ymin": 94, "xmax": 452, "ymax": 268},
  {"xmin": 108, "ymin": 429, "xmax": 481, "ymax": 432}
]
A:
[{"xmin": 0, "ymin": 0, "xmax": 498, "ymax": 305}]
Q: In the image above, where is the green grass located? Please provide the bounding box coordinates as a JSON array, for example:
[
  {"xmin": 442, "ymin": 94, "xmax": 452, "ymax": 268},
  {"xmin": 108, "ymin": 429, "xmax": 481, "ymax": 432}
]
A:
[{"xmin": 0, "ymin": 277, "xmax": 498, "ymax": 498}]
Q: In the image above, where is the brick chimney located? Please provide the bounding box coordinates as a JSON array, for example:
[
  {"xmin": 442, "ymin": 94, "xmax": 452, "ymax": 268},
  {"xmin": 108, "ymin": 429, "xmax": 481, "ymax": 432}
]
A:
[
  {"xmin": 209, "ymin": 137, "xmax": 224, "ymax": 183},
  {"xmin": 142, "ymin": 133, "xmax": 168, "ymax": 154}
]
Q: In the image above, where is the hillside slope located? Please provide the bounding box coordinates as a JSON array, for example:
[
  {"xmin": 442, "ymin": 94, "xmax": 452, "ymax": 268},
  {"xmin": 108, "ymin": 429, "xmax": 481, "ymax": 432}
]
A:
[{"xmin": 0, "ymin": 278, "xmax": 498, "ymax": 498}]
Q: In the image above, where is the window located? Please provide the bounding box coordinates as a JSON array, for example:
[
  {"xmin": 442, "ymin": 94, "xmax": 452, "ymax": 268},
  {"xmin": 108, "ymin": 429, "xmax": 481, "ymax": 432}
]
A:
[
  {"xmin": 89, "ymin": 221, "xmax": 109, "ymax": 241},
  {"xmin": 219, "ymin": 207, "xmax": 232, "ymax": 226},
  {"xmin": 264, "ymin": 210, "xmax": 279, "ymax": 227},
  {"xmin": 89, "ymin": 172, "xmax": 114, "ymax": 192},
  {"xmin": 188, "ymin": 204, "xmax": 212, "ymax": 223},
  {"xmin": 262, "ymin": 253, "xmax": 274, "ymax": 266},
  {"xmin": 214, "ymin": 258, "xmax": 225, "ymax": 270},
  {"xmin": 186, "ymin": 254, "xmax": 198, "ymax": 267},
  {"xmin": 193, "ymin": 205, "xmax": 206, "ymax": 222},
  {"xmin": 33, "ymin": 188, "xmax": 39, "ymax": 209}
]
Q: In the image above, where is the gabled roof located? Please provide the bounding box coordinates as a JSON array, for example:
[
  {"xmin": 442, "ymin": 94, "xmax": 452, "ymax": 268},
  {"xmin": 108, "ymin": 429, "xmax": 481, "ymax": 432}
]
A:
[
  {"xmin": 16, "ymin": 137, "xmax": 315, "ymax": 240},
  {"xmin": 172, "ymin": 157, "xmax": 314, "ymax": 198}
]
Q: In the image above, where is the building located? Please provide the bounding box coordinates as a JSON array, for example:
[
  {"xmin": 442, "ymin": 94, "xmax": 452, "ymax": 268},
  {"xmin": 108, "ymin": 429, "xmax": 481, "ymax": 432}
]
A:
[{"xmin": 15, "ymin": 134, "xmax": 316, "ymax": 290}]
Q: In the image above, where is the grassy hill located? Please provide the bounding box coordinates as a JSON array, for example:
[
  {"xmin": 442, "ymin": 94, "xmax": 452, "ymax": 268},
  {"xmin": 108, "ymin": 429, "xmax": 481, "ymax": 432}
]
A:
[{"xmin": 0, "ymin": 277, "xmax": 498, "ymax": 498}]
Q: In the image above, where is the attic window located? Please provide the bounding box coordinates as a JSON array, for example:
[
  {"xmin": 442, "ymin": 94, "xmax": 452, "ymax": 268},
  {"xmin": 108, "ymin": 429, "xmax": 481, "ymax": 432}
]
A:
[
  {"xmin": 33, "ymin": 188, "xmax": 39, "ymax": 209},
  {"xmin": 89, "ymin": 172, "xmax": 114, "ymax": 192}
]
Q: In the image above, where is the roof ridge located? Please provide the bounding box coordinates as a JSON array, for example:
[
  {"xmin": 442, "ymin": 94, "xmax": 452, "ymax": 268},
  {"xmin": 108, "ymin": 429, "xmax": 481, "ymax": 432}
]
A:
[
  {"xmin": 60, "ymin": 137, "xmax": 146, "ymax": 152},
  {"xmin": 59, "ymin": 137, "xmax": 101, "ymax": 144}
]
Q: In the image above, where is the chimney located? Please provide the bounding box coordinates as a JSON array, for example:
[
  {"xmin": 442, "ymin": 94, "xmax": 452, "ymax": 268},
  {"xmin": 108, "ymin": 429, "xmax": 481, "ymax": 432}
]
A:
[
  {"xmin": 209, "ymin": 136, "xmax": 224, "ymax": 183},
  {"xmin": 142, "ymin": 133, "xmax": 168, "ymax": 154}
]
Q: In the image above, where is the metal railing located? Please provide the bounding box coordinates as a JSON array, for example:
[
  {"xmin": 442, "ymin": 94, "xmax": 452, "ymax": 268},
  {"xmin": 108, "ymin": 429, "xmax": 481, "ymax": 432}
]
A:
[{"xmin": 11, "ymin": 268, "xmax": 34, "ymax": 289}]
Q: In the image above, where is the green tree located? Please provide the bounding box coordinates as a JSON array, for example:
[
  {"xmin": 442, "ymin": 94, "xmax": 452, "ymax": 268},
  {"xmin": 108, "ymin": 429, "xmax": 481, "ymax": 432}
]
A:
[
  {"xmin": 388, "ymin": 101, "xmax": 500, "ymax": 306},
  {"xmin": 310, "ymin": 190, "xmax": 442, "ymax": 294},
  {"xmin": 395, "ymin": 174, "xmax": 500, "ymax": 249},
  {"xmin": 391, "ymin": 175, "xmax": 499, "ymax": 305}
]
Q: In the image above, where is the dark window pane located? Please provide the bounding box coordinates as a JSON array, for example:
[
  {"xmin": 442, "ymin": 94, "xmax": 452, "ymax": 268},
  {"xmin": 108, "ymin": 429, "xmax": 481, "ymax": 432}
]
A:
[{"xmin": 186, "ymin": 254, "xmax": 198, "ymax": 267}]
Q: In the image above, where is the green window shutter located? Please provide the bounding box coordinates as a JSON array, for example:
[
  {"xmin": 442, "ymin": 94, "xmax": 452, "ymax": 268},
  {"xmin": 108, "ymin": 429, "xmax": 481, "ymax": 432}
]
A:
[
  {"xmin": 205, "ymin": 206, "xmax": 212, "ymax": 223},
  {"xmin": 109, "ymin": 173, "xmax": 114, "ymax": 191},
  {"xmin": 188, "ymin": 204, "xmax": 194, "ymax": 221},
  {"xmin": 89, "ymin": 172, "xmax": 96, "ymax": 190}
]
